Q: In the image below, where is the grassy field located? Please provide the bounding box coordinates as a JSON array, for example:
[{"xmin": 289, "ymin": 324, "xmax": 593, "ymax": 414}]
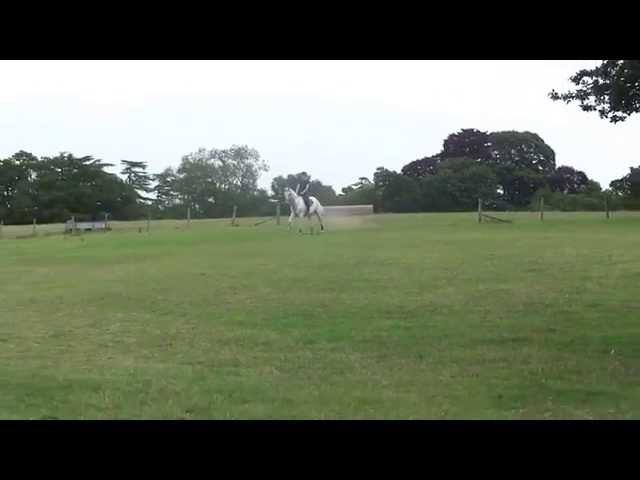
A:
[{"xmin": 1, "ymin": 211, "xmax": 639, "ymax": 419}]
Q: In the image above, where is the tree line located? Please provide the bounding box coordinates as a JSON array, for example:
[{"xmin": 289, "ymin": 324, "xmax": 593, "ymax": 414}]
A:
[
  {"xmin": 2, "ymin": 129, "xmax": 639, "ymax": 224},
  {"xmin": 2, "ymin": 61, "xmax": 639, "ymax": 224},
  {"xmin": 336, "ymin": 128, "xmax": 636, "ymax": 213},
  {"xmin": 0, "ymin": 146, "xmax": 277, "ymax": 224}
]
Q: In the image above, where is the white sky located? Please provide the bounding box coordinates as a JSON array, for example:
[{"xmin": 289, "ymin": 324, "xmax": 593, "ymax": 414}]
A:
[{"xmin": 1, "ymin": 60, "xmax": 637, "ymax": 192}]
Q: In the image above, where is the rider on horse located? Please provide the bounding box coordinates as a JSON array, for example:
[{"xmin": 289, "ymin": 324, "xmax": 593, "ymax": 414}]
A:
[{"xmin": 296, "ymin": 172, "xmax": 312, "ymax": 216}]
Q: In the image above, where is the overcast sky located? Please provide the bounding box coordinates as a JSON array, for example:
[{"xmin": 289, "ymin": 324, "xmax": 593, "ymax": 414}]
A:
[{"xmin": 1, "ymin": 60, "xmax": 637, "ymax": 192}]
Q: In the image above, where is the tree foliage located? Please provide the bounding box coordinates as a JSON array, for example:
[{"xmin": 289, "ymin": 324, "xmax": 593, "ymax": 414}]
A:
[
  {"xmin": 427, "ymin": 157, "xmax": 499, "ymax": 211},
  {"xmin": 549, "ymin": 60, "xmax": 640, "ymax": 123},
  {"xmin": 164, "ymin": 145, "xmax": 269, "ymax": 218},
  {"xmin": 0, "ymin": 145, "xmax": 274, "ymax": 224},
  {"xmin": 547, "ymin": 166, "xmax": 591, "ymax": 194},
  {"xmin": 270, "ymin": 172, "xmax": 337, "ymax": 205},
  {"xmin": 335, "ymin": 177, "xmax": 376, "ymax": 208},
  {"xmin": 2, "ymin": 130, "xmax": 628, "ymax": 224},
  {"xmin": 360, "ymin": 128, "xmax": 625, "ymax": 213},
  {"xmin": 401, "ymin": 156, "xmax": 441, "ymax": 178},
  {"xmin": 121, "ymin": 160, "xmax": 153, "ymax": 201},
  {"xmin": 380, "ymin": 172, "xmax": 422, "ymax": 213},
  {"xmin": 396, "ymin": 129, "xmax": 558, "ymax": 209},
  {"xmin": 0, "ymin": 151, "xmax": 139, "ymax": 224},
  {"xmin": 487, "ymin": 131, "xmax": 556, "ymax": 206},
  {"xmin": 442, "ymin": 128, "xmax": 492, "ymax": 161},
  {"xmin": 609, "ymin": 166, "xmax": 640, "ymax": 209}
]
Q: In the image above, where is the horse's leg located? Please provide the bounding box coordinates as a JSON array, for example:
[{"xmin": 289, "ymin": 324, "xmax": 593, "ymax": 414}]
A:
[
  {"xmin": 308, "ymin": 211, "xmax": 314, "ymax": 235},
  {"xmin": 315, "ymin": 211, "xmax": 324, "ymax": 231},
  {"xmin": 288, "ymin": 212, "xmax": 294, "ymax": 231}
]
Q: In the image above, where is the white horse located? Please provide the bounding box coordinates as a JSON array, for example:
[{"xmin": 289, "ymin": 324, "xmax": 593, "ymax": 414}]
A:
[{"xmin": 284, "ymin": 187, "xmax": 325, "ymax": 234}]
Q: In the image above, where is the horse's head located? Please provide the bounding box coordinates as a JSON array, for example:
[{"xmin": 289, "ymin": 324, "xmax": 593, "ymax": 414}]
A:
[{"xmin": 283, "ymin": 187, "xmax": 296, "ymax": 204}]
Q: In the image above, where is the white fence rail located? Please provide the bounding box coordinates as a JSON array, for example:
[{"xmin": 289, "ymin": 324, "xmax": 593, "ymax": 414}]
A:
[
  {"xmin": 64, "ymin": 220, "xmax": 109, "ymax": 232},
  {"xmin": 323, "ymin": 205, "xmax": 374, "ymax": 216}
]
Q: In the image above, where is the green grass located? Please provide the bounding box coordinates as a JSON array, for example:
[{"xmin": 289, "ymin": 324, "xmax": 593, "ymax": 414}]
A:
[{"xmin": 1, "ymin": 211, "xmax": 640, "ymax": 419}]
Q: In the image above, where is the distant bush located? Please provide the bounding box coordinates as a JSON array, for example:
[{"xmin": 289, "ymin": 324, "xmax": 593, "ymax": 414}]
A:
[
  {"xmin": 528, "ymin": 188, "xmax": 623, "ymax": 212},
  {"xmin": 622, "ymin": 197, "xmax": 640, "ymax": 210}
]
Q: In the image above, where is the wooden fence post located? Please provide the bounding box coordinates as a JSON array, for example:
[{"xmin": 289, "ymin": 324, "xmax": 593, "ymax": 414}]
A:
[
  {"xmin": 539, "ymin": 196, "xmax": 544, "ymax": 221},
  {"xmin": 605, "ymin": 196, "xmax": 610, "ymax": 220},
  {"xmin": 32, "ymin": 217, "xmax": 37, "ymax": 236},
  {"xmin": 0, "ymin": 219, "xmax": 3, "ymax": 239},
  {"xmin": 276, "ymin": 204, "xmax": 281, "ymax": 225},
  {"xmin": 187, "ymin": 207, "xmax": 191, "ymax": 228},
  {"xmin": 478, "ymin": 198, "xmax": 482, "ymax": 223},
  {"xmin": 231, "ymin": 205, "xmax": 238, "ymax": 226}
]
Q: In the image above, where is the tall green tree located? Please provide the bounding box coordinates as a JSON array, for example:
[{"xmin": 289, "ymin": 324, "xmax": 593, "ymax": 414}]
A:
[
  {"xmin": 270, "ymin": 175, "xmax": 290, "ymax": 201},
  {"xmin": 488, "ymin": 131, "xmax": 556, "ymax": 207},
  {"xmin": 0, "ymin": 151, "xmax": 39, "ymax": 223},
  {"xmin": 380, "ymin": 172, "xmax": 422, "ymax": 213},
  {"xmin": 423, "ymin": 157, "xmax": 499, "ymax": 211},
  {"xmin": 120, "ymin": 160, "xmax": 153, "ymax": 201},
  {"xmin": 372, "ymin": 167, "xmax": 396, "ymax": 211},
  {"xmin": 172, "ymin": 145, "xmax": 269, "ymax": 218},
  {"xmin": 153, "ymin": 167, "xmax": 180, "ymax": 210}
]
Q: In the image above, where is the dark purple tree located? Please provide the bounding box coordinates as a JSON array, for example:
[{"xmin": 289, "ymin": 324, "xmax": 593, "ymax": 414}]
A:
[
  {"xmin": 547, "ymin": 166, "xmax": 590, "ymax": 194},
  {"xmin": 441, "ymin": 128, "xmax": 492, "ymax": 161},
  {"xmin": 401, "ymin": 156, "xmax": 441, "ymax": 178}
]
